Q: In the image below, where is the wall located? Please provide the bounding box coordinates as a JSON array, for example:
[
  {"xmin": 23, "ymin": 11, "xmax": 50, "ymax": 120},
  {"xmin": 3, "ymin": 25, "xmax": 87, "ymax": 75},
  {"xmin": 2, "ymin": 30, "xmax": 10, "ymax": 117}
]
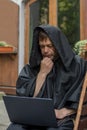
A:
[{"xmin": 0, "ymin": 0, "xmax": 19, "ymax": 94}]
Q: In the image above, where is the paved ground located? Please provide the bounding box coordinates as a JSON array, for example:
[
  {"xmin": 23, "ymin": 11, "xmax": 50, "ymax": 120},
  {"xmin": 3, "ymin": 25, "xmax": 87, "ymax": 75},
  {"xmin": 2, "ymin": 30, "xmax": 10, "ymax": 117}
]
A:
[{"xmin": 0, "ymin": 92, "xmax": 10, "ymax": 130}]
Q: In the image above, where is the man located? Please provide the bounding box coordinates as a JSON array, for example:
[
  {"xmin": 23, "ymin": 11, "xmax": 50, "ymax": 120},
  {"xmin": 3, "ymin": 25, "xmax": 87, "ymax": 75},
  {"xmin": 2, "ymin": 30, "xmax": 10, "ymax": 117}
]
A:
[{"xmin": 7, "ymin": 25, "xmax": 87, "ymax": 130}]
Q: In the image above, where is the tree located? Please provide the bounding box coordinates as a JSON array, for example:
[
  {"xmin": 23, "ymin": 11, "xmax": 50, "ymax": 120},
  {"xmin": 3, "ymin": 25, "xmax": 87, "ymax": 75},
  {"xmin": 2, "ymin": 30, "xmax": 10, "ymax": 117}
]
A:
[{"xmin": 58, "ymin": 0, "xmax": 80, "ymax": 47}]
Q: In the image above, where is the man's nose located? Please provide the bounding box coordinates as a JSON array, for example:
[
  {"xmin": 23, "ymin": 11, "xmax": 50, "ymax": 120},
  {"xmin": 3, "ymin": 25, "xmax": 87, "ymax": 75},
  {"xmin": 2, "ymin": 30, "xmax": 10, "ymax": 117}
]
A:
[{"xmin": 44, "ymin": 46, "xmax": 48, "ymax": 52}]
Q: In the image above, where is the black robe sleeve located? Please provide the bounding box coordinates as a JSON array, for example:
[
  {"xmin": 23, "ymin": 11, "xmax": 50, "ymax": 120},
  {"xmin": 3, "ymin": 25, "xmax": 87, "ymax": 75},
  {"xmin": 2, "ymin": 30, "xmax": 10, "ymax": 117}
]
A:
[
  {"xmin": 16, "ymin": 64, "xmax": 36, "ymax": 97},
  {"xmin": 64, "ymin": 56, "xmax": 87, "ymax": 110}
]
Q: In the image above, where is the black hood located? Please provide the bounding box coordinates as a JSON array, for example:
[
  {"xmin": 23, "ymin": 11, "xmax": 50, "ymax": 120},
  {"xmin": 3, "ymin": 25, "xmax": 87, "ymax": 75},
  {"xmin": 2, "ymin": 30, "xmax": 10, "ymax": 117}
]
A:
[
  {"xmin": 17, "ymin": 24, "xmax": 87, "ymax": 109},
  {"xmin": 29, "ymin": 24, "xmax": 74, "ymax": 68}
]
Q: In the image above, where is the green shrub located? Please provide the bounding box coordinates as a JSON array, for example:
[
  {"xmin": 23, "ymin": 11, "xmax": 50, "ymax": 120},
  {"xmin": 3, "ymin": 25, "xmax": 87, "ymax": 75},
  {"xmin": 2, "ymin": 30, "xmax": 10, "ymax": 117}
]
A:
[{"xmin": 73, "ymin": 40, "xmax": 87, "ymax": 55}]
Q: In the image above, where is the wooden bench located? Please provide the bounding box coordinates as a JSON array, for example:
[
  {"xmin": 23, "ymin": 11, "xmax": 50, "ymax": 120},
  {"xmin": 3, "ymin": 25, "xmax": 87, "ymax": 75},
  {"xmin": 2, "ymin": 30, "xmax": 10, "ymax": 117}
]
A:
[{"xmin": 74, "ymin": 72, "xmax": 87, "ymax": 130}]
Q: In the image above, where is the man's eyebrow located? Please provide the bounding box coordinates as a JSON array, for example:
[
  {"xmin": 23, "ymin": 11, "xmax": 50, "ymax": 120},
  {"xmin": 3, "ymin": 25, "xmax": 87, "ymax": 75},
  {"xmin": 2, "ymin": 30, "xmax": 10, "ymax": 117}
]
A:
[{"xmin": 39, "ymin": 41, "xmax": 52, "ymax": 44}]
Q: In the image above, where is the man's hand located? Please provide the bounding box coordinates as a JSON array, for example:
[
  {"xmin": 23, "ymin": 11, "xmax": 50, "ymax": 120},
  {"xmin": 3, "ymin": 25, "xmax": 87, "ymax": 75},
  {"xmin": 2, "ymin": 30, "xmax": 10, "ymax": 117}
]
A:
[
  {"xmin": 40, "ymin": 57, "xmax": 54, "ymax": 76},
  {"xmin": 33, "ymin": 57, "xmax": 53, "ymax": 97},
  {"xmin": 55, "ymin": 108, "xmax": 76, "ymax": 119}
]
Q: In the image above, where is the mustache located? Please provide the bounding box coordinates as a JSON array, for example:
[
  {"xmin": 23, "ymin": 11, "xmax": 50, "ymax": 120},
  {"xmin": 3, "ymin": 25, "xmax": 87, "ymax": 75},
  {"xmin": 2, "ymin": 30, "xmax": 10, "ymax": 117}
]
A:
[
  {"xmin": 42, "ymin": 55, "xmax": 51, "ymax": 59},
  {"xmin": 43, "ymin": 54, "xmax": 51, "ymax": 57}
]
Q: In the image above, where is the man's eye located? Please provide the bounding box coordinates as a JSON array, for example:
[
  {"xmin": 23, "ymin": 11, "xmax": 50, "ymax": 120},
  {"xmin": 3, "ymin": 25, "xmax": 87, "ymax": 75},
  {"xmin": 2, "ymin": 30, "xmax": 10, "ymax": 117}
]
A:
[
  {"xmin": 40, "ymin": 45, "xmax": 44, "ymax": 49},
  {"xmin": 47, "ymin": 45, "xmax": 53, "ymax": 48},
  {"xmin": 39, "ymin": 44, "xmax": 54, "ymax": 49}
]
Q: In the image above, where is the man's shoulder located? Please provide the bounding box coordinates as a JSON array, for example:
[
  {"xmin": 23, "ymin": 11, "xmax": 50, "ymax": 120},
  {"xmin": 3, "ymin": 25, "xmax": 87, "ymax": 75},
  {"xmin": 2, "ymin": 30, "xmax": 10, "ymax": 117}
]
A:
[
  {"xmin": 74, "ymin": 55, "xmax": 85, "ymax": 62},
  {"xmin": 20, "ymin": 64, "xmax": 31, "ymax": 73}
]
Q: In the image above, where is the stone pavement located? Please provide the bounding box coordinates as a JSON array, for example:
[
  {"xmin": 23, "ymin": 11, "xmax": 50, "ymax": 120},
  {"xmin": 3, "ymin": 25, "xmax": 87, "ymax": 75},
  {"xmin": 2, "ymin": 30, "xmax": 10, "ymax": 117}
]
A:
[{"xmin": 0, "ymin": 92, "xmax": 10, "ymax": 130}]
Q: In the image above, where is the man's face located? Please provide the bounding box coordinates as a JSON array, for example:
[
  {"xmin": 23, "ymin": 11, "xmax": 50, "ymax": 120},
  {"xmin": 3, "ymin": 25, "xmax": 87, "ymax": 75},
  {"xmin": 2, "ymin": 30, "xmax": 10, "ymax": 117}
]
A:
[{"xmin": 39, "ymin": 37, "xmax": 57, "ymax": 60}]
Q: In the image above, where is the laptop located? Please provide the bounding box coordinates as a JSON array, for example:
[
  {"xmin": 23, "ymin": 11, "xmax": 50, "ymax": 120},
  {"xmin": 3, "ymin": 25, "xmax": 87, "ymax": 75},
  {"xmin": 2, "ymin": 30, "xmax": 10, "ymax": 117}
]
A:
[{"xmin": 3, "ymin": 95, "xmax": 57, "ymax": 127}]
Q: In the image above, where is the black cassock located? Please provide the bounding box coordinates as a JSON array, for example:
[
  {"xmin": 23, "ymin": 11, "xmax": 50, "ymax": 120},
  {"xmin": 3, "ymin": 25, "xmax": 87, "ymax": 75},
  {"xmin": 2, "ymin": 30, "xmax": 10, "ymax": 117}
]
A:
[{"xmin": 7, "ymin": 25, "xmax": 87, "ymax": 130}]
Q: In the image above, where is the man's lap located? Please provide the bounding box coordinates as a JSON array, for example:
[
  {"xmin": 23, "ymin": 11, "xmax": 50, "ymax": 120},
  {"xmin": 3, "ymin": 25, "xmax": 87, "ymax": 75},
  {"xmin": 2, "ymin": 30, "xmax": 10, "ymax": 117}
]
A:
[{"xmin": 7, "ymin": 117, "xmax": 74, "ymax": 130}]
